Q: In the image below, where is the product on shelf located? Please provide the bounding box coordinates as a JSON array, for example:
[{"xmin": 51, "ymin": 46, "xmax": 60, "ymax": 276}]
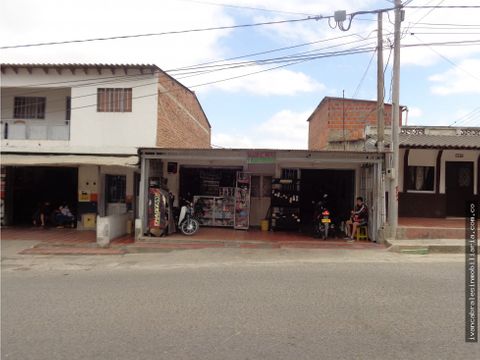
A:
[
  {"xmin": 234, "ymin": 172, "xmax": 251, "ymax": 230},
  {"xmin": 270, "ymin": 174, "xmax": 301, "ymax": 231},
  {"xmin": 193, "ymin": 195, "xmax": 235, "ymax": 227}
]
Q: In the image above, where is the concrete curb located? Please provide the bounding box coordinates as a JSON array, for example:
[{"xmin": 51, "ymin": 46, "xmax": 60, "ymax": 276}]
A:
[{"xmin": 386, "ymin": 238, "xmax": 466, "ymax": 254}]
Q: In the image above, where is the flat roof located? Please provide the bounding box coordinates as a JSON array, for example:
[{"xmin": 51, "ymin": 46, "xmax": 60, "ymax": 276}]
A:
[{"xmin": 139, "ymin": 147, "xmax": 385, "ymax": 164}]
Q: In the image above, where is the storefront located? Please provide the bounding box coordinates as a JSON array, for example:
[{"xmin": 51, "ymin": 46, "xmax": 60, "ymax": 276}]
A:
[
  {"xmin": 0, "ymin": 153, "xmax": 139, "ymax": 230},
  {"xmin": 137, "ymin": 148, "xmax": 386, "ymax": 242}
]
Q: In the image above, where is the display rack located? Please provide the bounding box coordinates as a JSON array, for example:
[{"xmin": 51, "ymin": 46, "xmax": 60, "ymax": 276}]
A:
[
  {"xmin": 193, "ymin": 194, "xmax": 235, "ymax": 227},
  {"xmin": 270, "ymin": 176, "xmax": 301, "ymax": 231},
  {"xmin": 234, "ymin": 172, "xmax": 251, "ymax": 230}
]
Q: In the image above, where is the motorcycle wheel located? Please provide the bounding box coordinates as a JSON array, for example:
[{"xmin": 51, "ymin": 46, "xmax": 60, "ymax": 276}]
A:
[
  {"xmin": 323, "ymin": 224, "xmax": 329, "ymax": 240},
  {"xmin": 180, "ymin": 219, "xmax": 199, "ymax": 236}
]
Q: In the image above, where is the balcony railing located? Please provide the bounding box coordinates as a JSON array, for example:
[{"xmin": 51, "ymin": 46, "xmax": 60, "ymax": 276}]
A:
[{"xmin": 1, "ymin": 121, "xmax": 70, "ymax": 141}]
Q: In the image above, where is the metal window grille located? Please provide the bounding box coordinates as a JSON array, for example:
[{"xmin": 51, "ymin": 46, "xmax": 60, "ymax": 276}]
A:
[
  {"xmin": 13, "ymin": 97, "xmax": 46, "ymax": 119},
  {"xmin": 97, "ymin": 88, "xmax": 132, "ymax": 112}
]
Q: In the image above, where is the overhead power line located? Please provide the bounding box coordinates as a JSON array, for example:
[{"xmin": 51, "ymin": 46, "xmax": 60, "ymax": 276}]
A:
[
  {"xmin": 405, "ymin": 5, "xmax": 480, "ymax": 9},
  {"xmin": 448, "ymin": 107, "xmax": 480, "ymax": 127},
  {"xmin": 0, "ymin": 17, "xmax": 321, "ymax": 50},
  {"xmin": 1, "ymin": 5, "xmax": 400, "ymax": 50},
  {"xmin": 177, "ymin": 0, "xmax": 317, "ymax": 17},
  {"xmin": 411, "ymin": 34, "xmax": 480, "ymax": 82}
]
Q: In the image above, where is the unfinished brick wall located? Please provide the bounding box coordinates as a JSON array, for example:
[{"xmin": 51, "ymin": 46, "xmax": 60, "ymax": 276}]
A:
[
  {"xmin": 156, "ymin": 73, "xmax": 211, "ymax": 149},
  {"xmin": 308, "ymin": 97, "xmax": 401, "ymax": 150}
]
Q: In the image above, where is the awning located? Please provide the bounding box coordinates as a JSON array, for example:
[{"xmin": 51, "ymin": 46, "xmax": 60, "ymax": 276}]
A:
[{"xmin": 0, "ymin": 154, "xmax": 139, "ymax": 167}]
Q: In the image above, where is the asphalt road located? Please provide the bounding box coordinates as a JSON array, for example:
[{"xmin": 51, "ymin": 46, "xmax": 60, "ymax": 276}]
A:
[{"xmin": 1, "ymin": 254, "xmax": 479, "ymax": 360}]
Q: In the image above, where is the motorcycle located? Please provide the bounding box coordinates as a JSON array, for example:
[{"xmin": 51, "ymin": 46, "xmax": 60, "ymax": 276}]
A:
[
  {"xmin": 313, "ymin": 194, "xmax": 331, "ymax": 240},
  {"xmin": 178, "ymin": 200, "xmax": 200, "ymax": 236}
]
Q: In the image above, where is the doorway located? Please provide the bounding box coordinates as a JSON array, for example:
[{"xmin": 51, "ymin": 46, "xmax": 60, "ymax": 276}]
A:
[
  {"xmin": 250, "ymin": 175, "xmax": 272, "ymax": 226},
  {"xmin": 300, "ymin": 169, "xmax": 355, "ymax": 231},
  {"xmin": 9, "ymin": 166, "xmax": 78, "ymax": 225},
  {"xmin": 446, "ymin": 161, "xmax": 474, "ymax": 217}
]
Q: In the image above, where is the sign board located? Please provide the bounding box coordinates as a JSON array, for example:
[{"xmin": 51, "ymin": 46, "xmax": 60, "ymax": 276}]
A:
[{"xmin": 247, "ymin": 151, "xmax": 275, "ymax": 164}]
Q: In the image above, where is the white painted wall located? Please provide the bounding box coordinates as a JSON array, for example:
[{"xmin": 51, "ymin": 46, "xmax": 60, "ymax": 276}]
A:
[
  {"xmin": 1, "ymin": 67, "xmax": 158, "ymax": 154},
  {"xmin": 78, "ymin": 165, "xmax": 100, "ymax": 199},
  {"xmin": 408, "ymin": 149, "xmax": 438, "ymax": 166},
  {"xmin": 96, "ymin": 213, "xmax": 129, "ymax": 246}
]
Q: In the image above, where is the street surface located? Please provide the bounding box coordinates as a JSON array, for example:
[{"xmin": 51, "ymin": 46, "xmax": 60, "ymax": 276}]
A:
[{"xmin": 1, "ymin": 243, "xmax": 478, "ymax": 360}]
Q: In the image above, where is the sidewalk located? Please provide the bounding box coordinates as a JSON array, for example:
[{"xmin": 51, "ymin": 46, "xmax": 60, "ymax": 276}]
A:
[
  {"xmin": 2, "ymin": 227, "xmax": 384, "ymax": 255},
  {"xmin": 386, "ymin": 238, "xmax": 467, "ymax": 254}
]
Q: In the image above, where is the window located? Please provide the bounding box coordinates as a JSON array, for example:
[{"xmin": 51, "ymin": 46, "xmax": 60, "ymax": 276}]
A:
[
  {"xmin": 65, "ymin": 96, "xmax": 71, "ymax": 121},
  {"xmin": 13, "ymin": 97, "xmax": 46, "ymax": 119},
  {"xmin": 97, "ymin": 88, "xmax": 132, "ymax": 112},
  {"xmin": 407, "ymin": 166, "xmax": 434, "ymax": 191},
  {"xmin": 106, "ymin": 175, "xmax": 126, "ymax": 203}
]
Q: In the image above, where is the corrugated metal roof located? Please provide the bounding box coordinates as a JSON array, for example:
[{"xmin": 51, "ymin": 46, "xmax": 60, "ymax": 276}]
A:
[
  {"xmin": 1, "ymin": 63, "xmax": 160, "ymax": 70},
  {"xmin": 399, "ymin": 134, "xmax": 480, "ymax": 149}
]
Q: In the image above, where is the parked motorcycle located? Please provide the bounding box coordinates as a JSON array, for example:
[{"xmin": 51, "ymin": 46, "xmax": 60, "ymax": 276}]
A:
[
  {"xmin": 178, "ymin": 201, "xmax": 200, "ymax": 236},
  {"xmin": 313, "ymin": 194, "xmax": 331, "ymax": 240}
]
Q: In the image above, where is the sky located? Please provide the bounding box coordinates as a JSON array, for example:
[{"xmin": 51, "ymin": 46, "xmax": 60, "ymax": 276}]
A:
[{"xmin": 1, "ymin": 0, "xmax": 479, "ymax": 149}]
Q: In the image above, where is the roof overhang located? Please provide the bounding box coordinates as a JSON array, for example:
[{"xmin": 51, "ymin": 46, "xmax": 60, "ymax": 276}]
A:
[
  {"xmin": 139, "ymin": 148, "xmax": 384, "ymax": 165},
  {"xmin": 1, "ymin": 153, "xmax": 139, "ymax": 167}
]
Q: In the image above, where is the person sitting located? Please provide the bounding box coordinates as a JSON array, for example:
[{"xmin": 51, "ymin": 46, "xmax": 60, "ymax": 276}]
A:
[
  {"xmin": 55, "ymin": 203, "xmax": 75, "ymax": 228},
  {"xmin": 344, "ymin": 197, "xmax": 368, "ymax": 242},
  {"xmin": 33, "ymin": 201, "xmax": 52, "ymax": 228}
]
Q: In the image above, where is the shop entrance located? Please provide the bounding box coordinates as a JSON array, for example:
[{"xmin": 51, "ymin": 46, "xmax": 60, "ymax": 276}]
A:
[
  {"xmin": 8, "ymin": 166, "xmax": 78, "ymax": 225},
  {"xmin": 300, "ymin": 169, "xmax": 355, "ymax": 233}
]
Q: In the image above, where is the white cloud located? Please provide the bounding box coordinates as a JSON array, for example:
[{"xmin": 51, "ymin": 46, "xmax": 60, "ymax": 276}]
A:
[
  {"xmin": 429, "ymin": 59, "xmax": 480, "ymax": 95},
  {"xmin": 405, "ymin": 106, "xmax": 423, "ymax": 125},
  {"xmin": 0, "ymin": 0, "xmax": 234, "ymax": 69},
  {"xmin": 192, "ymin": 65, "xmax": 324, "ymax": 95},
  {"xmin": 212, "ymin": 109, "xmax": 310, "ymax": 149},
  {"xmin": 400, "ymin": 0, "xmax": 480, "ymax": 67}
]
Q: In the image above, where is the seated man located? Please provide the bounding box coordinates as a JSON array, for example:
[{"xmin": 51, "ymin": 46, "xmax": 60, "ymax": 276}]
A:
[
  {"xmin": 33, "ymin": 201, "xmax": 52, "ymax": 228},
  {"xmin": 344, "ymin": 197, "xmax": 368, "ymax": 242},
  {"xmin": 55, "ymin": 203, "xmax": 75, "ymax": 228}
]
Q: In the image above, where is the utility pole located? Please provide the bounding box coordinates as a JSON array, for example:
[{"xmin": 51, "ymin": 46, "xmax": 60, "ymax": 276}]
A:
[
  {"xmin": 376, "ymin": 11, "xmax": 386, "ymax": 239},
  {"xmin": 377, "ymin": 11, "xmax": 384, "ymax": 152},
  {"xmin": 388, "ymin": 0, "xmax": 402, "ymax": 238}
]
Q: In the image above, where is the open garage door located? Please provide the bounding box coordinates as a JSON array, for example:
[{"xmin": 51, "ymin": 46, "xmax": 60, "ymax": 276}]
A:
[
  {"xmin": 300, "ymin": 169, "xmax": 355, "ymax": 234},
  {"xmin": 8, "ymin": 166, "xmax": 78, "ymax": 225}
]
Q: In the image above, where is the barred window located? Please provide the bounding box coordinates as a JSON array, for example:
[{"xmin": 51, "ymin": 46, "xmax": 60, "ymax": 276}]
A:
[
  {"xmin": 13, "ymin": 97, "xmax": 46, "ymax": 119},
  {"xmin": 106, "ymin": 175, "xmax": 126, "ymax": 203},
  {"xmin": 97, "ymin": 88, "xmax": 132, "ymax": 112}
]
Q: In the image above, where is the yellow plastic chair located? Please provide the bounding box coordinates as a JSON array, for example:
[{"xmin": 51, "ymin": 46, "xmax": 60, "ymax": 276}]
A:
[{"xmin": 356, "ymin": 225, "xmax": 368, "ymax": 241}]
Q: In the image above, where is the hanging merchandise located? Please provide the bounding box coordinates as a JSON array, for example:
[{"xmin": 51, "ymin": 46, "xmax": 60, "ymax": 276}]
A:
[
  {"xmin": 270, "ymin": 171, "xmax": 301, "ymax": 231},
  {"xmin": 234, "ymin": 172, "xmax": 251, "ymax": 230},
  {"xmin": 147, "ymin": 186, "xmax": 175, "ymax": 236}
]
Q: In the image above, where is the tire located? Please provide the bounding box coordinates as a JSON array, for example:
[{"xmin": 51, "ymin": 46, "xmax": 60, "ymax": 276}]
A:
[
  {"xmin": 323, "ymin": 224, "xmax": 329, "ymax": 240},
  {"xmin": 180, "ymin": 218, "xmax": 199, "ymax": 236}
]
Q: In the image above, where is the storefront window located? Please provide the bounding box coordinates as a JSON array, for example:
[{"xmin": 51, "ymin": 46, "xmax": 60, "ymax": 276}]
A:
[
  {"xmin": 407, "ymin": 166, "xmax": 434, "ymax": 191},
  {"xmin": 106, "ymin": 175, "xmax": 126, "ymax": 203}
]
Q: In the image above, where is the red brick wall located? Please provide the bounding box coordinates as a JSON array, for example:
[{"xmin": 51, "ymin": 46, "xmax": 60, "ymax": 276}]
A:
[
  {"xmin": 308, "ymin": 97, "xmax": 402, "ymax": 150},
  {"xmin": 156, "ymin": 73, "xmax": 211, "ymax": 149}
]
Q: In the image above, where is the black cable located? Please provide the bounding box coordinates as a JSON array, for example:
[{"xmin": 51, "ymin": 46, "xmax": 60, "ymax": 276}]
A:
[
  {"xmin": 1, "ymin": 45, "xmax": 379, "ymax": 119},
  {"xmin": 352, "ymin": 49, "xmax": 377, "ymax": 98},
  {"xmin": 177, "ymin": 0, "xmax": 317, "ymax": 17},
  {"xmin": 0, "ymin": 16, "xmax": 322, "ymax": 50},
  {"xmin": 406, "ymin": 5, "xmax": 480, "ymax": 9}
]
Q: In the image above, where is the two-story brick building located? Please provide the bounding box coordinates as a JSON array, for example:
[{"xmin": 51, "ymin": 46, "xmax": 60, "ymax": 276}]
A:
[{"xmin": 0, "ymin": 63, "xmax": 211, "ymax": 232}]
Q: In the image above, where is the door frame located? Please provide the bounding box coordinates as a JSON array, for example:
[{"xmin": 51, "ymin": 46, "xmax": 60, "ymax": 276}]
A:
[{"xmin": 445, "ymin": 161, "xmax": 474, "ymax": 217}]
